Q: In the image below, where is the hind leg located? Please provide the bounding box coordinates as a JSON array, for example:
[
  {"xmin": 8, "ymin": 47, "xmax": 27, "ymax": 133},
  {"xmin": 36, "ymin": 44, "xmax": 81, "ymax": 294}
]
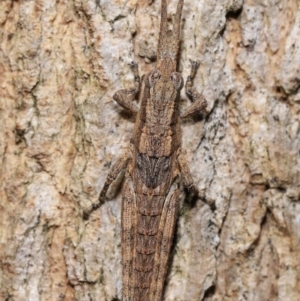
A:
[
  {"xmin": 122, "ymin": 175, "xmax": 136, "ymax": 301},
  {"xmin": 149, "ymin": 187, "xmax": 181, "ymax": 301},
  {"xmin": 83, "ymin": 151, "xmax": 131, "ymax": 219}
]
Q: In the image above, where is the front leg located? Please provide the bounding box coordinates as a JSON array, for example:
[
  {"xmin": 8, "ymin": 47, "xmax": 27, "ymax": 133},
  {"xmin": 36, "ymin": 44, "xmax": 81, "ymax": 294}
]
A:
[
  {"xmin": 113, "ymin": 61, "xmax": 140, "ymax": 114},
  {"xmin": 181, "ymin": 60, "xmax": 207, "ymax": 118},
  {"xmin": 83, "ymin": 150, "xmax": 131, "ymax": 219}
]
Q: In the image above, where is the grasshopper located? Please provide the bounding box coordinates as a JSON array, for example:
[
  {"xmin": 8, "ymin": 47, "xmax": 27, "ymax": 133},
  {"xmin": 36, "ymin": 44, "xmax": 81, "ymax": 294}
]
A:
[{"xmin": 84, "ymin": 0, "xmax": 207, "ymax": 300}]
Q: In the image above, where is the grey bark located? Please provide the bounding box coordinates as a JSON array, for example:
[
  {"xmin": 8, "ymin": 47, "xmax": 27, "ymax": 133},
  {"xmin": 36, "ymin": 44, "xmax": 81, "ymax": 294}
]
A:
[{"xmin": 0, "ymin": 0, "xmax": 299, "ymax": 300}]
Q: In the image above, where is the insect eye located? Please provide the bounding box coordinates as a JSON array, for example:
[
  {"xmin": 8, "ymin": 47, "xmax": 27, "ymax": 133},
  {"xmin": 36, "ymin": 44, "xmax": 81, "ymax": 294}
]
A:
[{"xmin": 146, "ymin": 70, "xmax": 161, "ymax": 88}]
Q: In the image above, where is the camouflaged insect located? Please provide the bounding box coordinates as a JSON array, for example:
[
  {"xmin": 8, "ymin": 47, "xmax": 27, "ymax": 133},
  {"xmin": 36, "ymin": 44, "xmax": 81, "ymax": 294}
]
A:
[{"xmin": 84, "ymin": 1, "xmax": 207, "ymax": 300}]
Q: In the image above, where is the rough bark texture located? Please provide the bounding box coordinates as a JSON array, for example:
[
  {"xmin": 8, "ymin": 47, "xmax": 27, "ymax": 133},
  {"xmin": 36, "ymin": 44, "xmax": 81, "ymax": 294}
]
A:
[{"xmin": 1, "ymin": 0, "xmax": 300, "ymax": 300}]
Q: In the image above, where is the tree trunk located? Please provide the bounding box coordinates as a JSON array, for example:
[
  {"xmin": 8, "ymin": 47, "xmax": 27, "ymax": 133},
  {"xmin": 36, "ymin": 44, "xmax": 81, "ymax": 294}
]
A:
[{"xmin": 1, "ymin": 0, "xmax": 299, "ymax": 300}]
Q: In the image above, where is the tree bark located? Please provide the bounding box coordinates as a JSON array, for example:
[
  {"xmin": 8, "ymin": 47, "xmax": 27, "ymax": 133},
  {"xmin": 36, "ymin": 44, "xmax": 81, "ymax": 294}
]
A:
[{"xmin": 1, "ymin": 0, "xmax": 300, "ymax": 300}]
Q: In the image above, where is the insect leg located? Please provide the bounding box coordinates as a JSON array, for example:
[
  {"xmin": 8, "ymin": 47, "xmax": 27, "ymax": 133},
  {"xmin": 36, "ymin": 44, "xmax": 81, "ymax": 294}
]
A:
[
  {"xmin": 177, "ymin": 149, "xmax": 198, "ymax": 193},
  {"xmin": 83, "ymin": 151, "xmax": 131, "ymax": 219},
  {"xmin": 178, "ymin": 149, "xmax": 215, "ymax": 208},
  {"xmin": 180, "ymin": 61, "xmax": 207, "ymax": 118},
  {"xmin": 113, "ymin": 61, "xmax": 140, "ymax": 114},
  {"xmin": 122, "ymin": 176, "xmax": 136, "ymax": 301},
  {"xmin": 151, "ymin": 188, "xmax": 180, "ymax": 301}
]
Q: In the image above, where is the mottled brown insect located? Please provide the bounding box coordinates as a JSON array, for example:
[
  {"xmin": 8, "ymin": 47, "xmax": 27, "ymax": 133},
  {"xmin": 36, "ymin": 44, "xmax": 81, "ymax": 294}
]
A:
[{"xmin": 84, "ymin": 0, "xmax": 207, "ymax": 300}]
